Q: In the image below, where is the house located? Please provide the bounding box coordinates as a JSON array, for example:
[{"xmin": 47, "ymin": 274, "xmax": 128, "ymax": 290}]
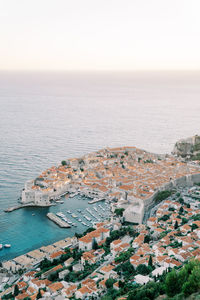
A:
[
  {"xmin": 132, "ymin": 234, "xmax": 145, "ymax": 248},
  {"xmin": 147, "ymin": 217, "xmax": 157, "ymax": 227},
  {"xmin": 152, "ymin": 266, "xmax": 167, "ymax": 277},
  {"xmin": 49, "ymin": 250, "xmax": 65, "ymax": 262},
  {"xmin": 130, "ymin": 255, "xmax": 141, "ymax": 268},
  {"xmin": 64, "ymin": 257, "xmax": 74, "ymax": 267},
  {"xmin": 61, "ymin": 284, "xmax": 77, "ymax": 298},
  {"xmin": 41, "ymin": 264, "xmax": 63, "ymax": 279},
  {"xmin": 134, "ymin": 275, "xmax": 152, "ymax": 285},
  {"xmin": 48, "ymin": 281, "xmax": 64, "ymax": 295},
  {"xmin": 75, "ymin": 286, "xmax": 92, "ymax": 299},
  {"xmin": 59, "ymin": 269, "xmax": 69, "ymax": 280},
  {"xmin": 73, "ymin": 263, "xmax": 84, "ymax": 272},
  {"xmin": 110, "ymin": 239, "xmax": 122, "ymax": 249},
  {"xmin": 100, "ymin": 264, "xmax": 116, "ymax": 279},
  {"xmin": 81, "ymin": 251, "xmax": 96, "ymax": 265}
]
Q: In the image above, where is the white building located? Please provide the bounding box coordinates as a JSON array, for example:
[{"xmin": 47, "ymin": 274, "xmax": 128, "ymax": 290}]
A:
[{"xmin": 123, "ymin": 200, "xmax": 144, "ymax": 224}]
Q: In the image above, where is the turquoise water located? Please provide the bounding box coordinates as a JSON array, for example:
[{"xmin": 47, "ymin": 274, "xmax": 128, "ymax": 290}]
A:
[
  {"xmin": 0, "ymin": 195, "xmax": 108, "ymax": 261},
  {"xmin": 1, "ymin": 71, "xmax": 200, "ymax": 262}
]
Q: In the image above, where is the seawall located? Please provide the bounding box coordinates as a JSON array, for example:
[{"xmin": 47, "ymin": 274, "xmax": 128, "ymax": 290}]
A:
[{"xmin": 143, "ymin": 172, "xmax": 200, "ymax": 217}]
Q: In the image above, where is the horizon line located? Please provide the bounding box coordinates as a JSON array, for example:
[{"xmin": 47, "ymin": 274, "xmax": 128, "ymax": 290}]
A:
[{"xmin": 1, "ymin": 69, "xmax": 200, "ymax": 73}]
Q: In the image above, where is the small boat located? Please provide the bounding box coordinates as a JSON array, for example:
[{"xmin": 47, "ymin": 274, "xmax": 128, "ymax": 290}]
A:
[
  {"xmin": 67, "ymin": 210, "xmax": 72, "ymax": 214},
  {"xmin": 32, "ymin": 213, "xmax": 35, "ymax": 216},
  {"xmin": 4, "ymin": 244, "xmax": 11, "ymax": 248},
  {"xmin": 78, "ymin": 218, "xmax": 82, "ymax": 222},
  {"xmin": 0, "ymin": 244, "xmax": 3, "ymax": 250},
  {"xmin": 77, "ymin": 209, "xmax": 81, "ymax": 213}
]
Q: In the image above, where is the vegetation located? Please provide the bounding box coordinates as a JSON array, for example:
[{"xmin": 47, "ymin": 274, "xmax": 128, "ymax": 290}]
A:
[
  {"xmin": 115, "ymin": 248, "xmax": 134, "ymax": 263},
  {"xmin": 114, "ymin": 208, "xmax": 125, "ymax": 217},
  {"xmin": 155, "ymin": 190, "xmax": 172, "ymax": 203},
  {"xmin": 14, "ymin": 285, "xmax": 19, "ymax": 296},
  {"xmin": 64, "ymin": 261, "xmax": 99, "ymax": 282},
  {"xmin": 61, "ymin": 160, "xmax": 67, "ymax": 166}
]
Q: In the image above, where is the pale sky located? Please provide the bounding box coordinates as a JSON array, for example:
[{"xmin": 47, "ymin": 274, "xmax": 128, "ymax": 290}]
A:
[{"xmin": 0, "ymin": 0, "xmax": 200, "ymax": 71}]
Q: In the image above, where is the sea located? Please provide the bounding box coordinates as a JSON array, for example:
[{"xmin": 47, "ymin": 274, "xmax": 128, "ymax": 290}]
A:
[{"xmin": 1, "ymin": 70, "xmax": 200, "ymax": 262}]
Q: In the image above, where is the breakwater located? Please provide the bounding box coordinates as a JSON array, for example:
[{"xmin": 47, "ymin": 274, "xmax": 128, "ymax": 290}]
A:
[{"xmin": 47, "ymin": 213, "xmax": 71, "ymax": 228}]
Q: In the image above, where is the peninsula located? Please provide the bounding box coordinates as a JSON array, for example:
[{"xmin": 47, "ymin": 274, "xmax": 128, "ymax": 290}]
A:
[{"xmin": 21, "ymin": 139, "xmax": 200, "ymax": 224}]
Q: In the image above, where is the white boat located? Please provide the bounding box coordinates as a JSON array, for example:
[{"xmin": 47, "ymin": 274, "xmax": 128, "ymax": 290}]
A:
[
  {"xmin": 67, "ymin": 210, "xmax": 72, "ymax": 214},
  {"xmin": 78, "ymin": 218, "xmax": 82, "ymax": 222},
  {"xmin": 0, "ymin": 244, "xmax": 3, "ymax": 250},
  {"xmin": 4, "ymin": 244, "xmax": 11, "ymax": 248}
]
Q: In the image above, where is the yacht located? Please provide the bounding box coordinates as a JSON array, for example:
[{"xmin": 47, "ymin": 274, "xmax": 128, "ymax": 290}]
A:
[
  {"xmin": 67, "ymin": 210, "xmax": 72, "ymax": 214},
  {"xmin": 4, "ymin": 244, "xmax": 11, "ymax": 248},
  {"xmin": 85, "ymin": 216, "xmax": 91, "ymax": 221},
  {"xmin": 78, "ymin": 218, "xmax": 82, "ymax": 222},
  {"xmin": 72, "ymin": 214, "xmax": 78, "ymax": 218},
  {"xmin": 77, "ymin": 209, "xmax": 81, "ymax": 213}
]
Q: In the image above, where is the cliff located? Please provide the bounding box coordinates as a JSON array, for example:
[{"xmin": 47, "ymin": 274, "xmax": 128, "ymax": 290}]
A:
[{"xmin": 172, "ymin": 135, "xmax": 200, "ymax": 160}]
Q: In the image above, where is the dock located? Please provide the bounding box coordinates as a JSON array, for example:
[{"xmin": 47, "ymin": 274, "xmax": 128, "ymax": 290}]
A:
[
  {"xmin": 88, "ymin": 198, "xmax": 105, "ymax": 204},
  {"xmin": 46, "ymin": 213, "xmax": 71, "ymax": 228},
  {"xmin": 4, "ymin": 203, "xmax": 55, "ymax": 213}
]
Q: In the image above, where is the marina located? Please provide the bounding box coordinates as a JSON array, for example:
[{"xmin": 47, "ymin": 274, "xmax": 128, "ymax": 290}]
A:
[{"xmin": 0, "ymin": 193, "xmax": 110, "ymax": 261}]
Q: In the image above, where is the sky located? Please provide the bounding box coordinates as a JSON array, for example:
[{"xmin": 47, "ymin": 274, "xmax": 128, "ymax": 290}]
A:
[{"xmin": 0, "ymin": 0, "xmax": 200, "ymax": 71}]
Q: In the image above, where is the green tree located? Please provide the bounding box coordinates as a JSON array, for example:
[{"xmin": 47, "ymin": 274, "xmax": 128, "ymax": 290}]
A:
[
  {"xmin": 136, "ymin": 264, "xmax": 151, "ymax": 275},
  {"xmin": 144, "ymin": 235, "xmax": 151, "ymax": 244},
  {"xmin": 174, "ymin": 220, "xmax": 179, "ymax": 229},
  {"xmin": 105, "ymin": 278, "xmax": 115, "ymax": 289},
  {"xmin": 14, "ymin": 285, "xmax": 19, "ymax": 296},
  {"xmin": 165, "ymin": 269, "xmax": 180, "ymax": 297},
  {"xmin": 148, "ymin": 255, "xmax": 153, "ymax": 268},
  {"xmin": 191, "ymin": 223, "xmax": 198, "ymax": 231},
  {"xmin": 182, "ymin": 265, "xmax": 200, "ymax": 296},
  {"xmin": 37, "ymin": 289, "xmax": 42, "ymax": 299},
  {"xmin": 92, "ymin": 239, "xmax": 98, "ymax": 250},
  {"xmin": 61, "ymin": 160, "xmax": 67, "ymax": 166},
  {"xmin": 114, "ymin": 208, "xmax": 125, "ymax": 216}
]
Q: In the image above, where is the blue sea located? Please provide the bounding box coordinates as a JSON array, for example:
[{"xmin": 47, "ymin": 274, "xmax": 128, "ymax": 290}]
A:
[{"xmin": 1, "ymin": 71, "xmax": 200, "ymax": 261}]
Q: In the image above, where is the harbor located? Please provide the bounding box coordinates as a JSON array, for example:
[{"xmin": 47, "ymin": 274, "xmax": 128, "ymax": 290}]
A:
[{"xmin": 0, "ymin": 194, "xmax": 111, "ymax": 262}]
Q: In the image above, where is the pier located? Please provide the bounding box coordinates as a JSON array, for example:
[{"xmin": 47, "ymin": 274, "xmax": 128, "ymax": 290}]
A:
[
  {"xmin": 46, "ymin": 213, "xmax": 71, "ymax": 228},
  {"xmin": 88, "ymin": 198, "xmax": 105, "ymax": 204},
  {"xmin": 4, "ymin": 203, "xmax": 55, "ymax": 213}
]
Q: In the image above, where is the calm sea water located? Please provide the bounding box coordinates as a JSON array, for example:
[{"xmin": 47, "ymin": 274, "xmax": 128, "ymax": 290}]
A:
[{"xmin": 1, "ymin": 71, "xmax": 200, "ymax": 261}]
